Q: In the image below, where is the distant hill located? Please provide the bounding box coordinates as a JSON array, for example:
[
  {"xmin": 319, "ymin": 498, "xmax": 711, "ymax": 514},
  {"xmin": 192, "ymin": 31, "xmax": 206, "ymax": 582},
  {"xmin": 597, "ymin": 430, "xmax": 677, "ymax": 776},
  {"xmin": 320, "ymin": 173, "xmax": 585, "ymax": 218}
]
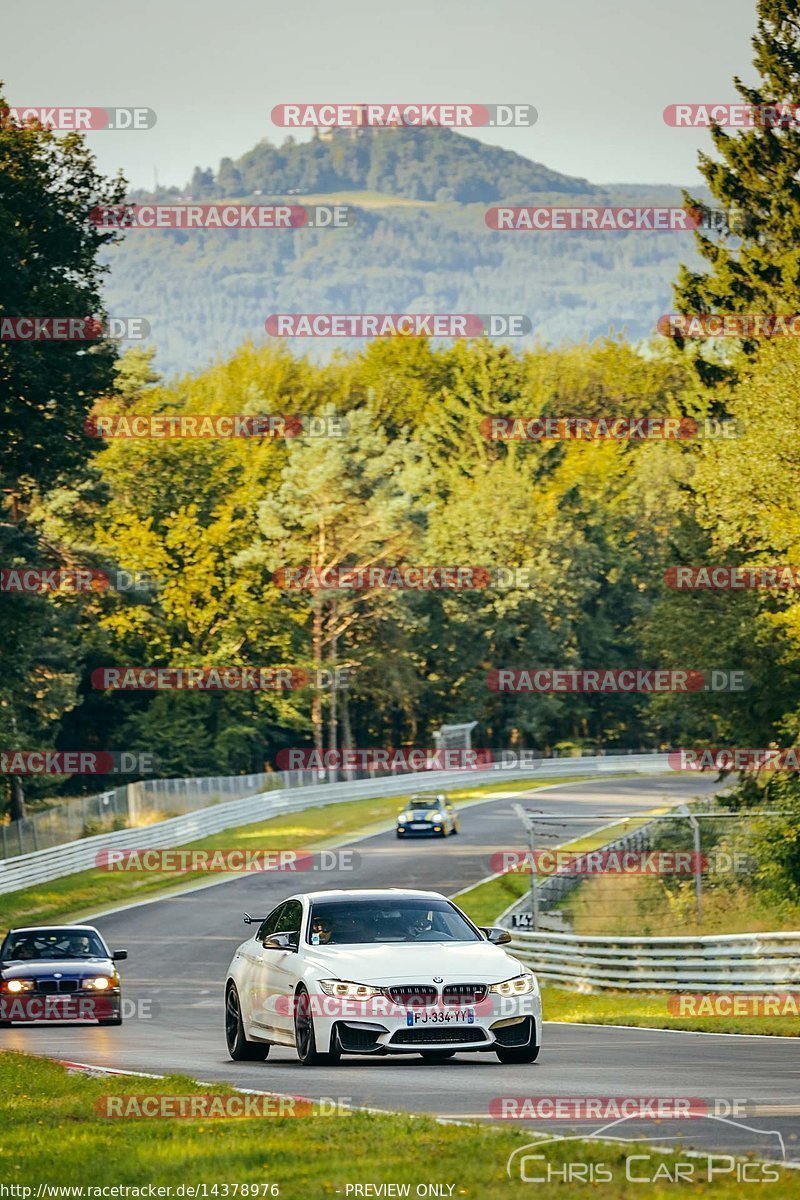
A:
[
  {"xmin": 141, "ymin": 126, "xmax": 598, "ymax": 204},
  {"xmin": 109, "ymin": 128, "xmax": 704, "ymax": 377}
]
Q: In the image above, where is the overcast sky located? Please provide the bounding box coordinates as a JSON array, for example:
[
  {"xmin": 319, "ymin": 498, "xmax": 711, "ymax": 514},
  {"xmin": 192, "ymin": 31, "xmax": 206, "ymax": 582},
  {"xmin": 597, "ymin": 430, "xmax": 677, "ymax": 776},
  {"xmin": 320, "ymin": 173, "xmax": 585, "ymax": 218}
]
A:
[{"xmin": 4, "ymin": 0, "xmax": 760, "ymax": 190}]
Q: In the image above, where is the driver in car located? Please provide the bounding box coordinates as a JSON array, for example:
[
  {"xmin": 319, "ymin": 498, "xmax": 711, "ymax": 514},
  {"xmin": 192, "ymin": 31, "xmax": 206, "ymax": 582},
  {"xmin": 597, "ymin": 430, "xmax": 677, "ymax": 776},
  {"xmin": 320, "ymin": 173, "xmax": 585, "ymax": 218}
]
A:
[
  {"xmin": 408, "ymin": 910, "xmax": 437, "ymax": 939},
  {"xmin": 310, "ymin": 916, "xmax": 333, "ymax": 945}
]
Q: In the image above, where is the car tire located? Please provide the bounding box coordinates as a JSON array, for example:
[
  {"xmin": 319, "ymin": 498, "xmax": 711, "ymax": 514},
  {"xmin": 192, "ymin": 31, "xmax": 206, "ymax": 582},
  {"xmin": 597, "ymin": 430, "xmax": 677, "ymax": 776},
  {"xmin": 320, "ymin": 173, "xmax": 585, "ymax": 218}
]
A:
[
  {"xmin": 226, "ymin": 982, "xmax": 269, "ymax": 1061},
  {"xmin": 495, "ymin": 1027, "xmax": 540, "ymax": 1064},
  {"xmin": 419, "ymin": 1050, "xmax": 456, "ymax": 1061},
  {"xmin": 294, "ymin": 985, "xmax": 340, "ymax": 1066}
]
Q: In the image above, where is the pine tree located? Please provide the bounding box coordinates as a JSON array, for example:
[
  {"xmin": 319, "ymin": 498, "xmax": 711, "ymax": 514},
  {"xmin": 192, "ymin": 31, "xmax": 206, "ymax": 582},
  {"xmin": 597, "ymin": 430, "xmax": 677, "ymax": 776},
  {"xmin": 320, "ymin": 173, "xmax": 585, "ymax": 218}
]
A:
[{"xmin": 674, "ymin": 0, "xmax": 800, "ymax": 375}]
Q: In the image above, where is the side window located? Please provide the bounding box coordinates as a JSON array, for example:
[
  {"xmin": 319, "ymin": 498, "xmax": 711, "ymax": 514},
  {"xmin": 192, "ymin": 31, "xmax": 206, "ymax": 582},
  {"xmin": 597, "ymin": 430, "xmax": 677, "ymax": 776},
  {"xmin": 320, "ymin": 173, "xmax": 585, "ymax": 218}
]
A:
[
  {"xmin": 256, "ymin": 904, "xmax": 285, "ymax": 943},
  {"xmin": 274, "ymin": 900, "xmax": 303, "ymax": 937}
]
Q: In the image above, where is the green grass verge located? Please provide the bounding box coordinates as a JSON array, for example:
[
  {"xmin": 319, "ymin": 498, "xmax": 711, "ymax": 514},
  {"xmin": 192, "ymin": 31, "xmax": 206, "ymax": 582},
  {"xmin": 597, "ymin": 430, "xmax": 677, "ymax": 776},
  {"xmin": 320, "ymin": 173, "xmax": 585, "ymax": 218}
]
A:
[
  {"xmin": 563, "ymin": 861, "xmax": 800, "ymax": 937},
  {"xmin": 2, "ymin": 1052, "xmax": 794, "ymax": 1195},
  {"xmin": 0, "ymin": 776, "xmax": 559, "ymax": 930},
  {"xmin": 542, "ymin": 985, "xmax": 799, "ymax": 1037}
]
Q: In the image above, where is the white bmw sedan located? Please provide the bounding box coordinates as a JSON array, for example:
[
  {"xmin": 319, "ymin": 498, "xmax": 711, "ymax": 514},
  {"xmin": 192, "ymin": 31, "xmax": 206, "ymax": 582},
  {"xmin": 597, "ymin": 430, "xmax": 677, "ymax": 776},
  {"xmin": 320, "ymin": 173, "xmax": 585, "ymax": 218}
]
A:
[{"xmin": 224, "ymin": 888, "xmax": 541, "ymax": 1066}]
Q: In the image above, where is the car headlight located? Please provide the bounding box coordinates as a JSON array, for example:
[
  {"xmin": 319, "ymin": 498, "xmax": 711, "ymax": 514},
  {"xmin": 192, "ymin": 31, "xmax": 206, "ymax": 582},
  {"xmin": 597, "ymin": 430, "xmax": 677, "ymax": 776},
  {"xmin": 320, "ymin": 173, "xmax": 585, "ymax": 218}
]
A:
[
  {"xmin": 2, "ymin": 979, "xmax": 34, "ymax": 993},
  {"xmin": 397, "ymin": 815, "xmax": 408, "ymax": 824},
  {"xmin": 489, "ymin": 973, "xmax": 537, "ymax": 996},
  {"xmin": 319, "ymin": 979, "xmax": 384, "ymax": 999},
  {"xmin": 83, "ymin": 975, "xmax": 117, "ymax": 990}
]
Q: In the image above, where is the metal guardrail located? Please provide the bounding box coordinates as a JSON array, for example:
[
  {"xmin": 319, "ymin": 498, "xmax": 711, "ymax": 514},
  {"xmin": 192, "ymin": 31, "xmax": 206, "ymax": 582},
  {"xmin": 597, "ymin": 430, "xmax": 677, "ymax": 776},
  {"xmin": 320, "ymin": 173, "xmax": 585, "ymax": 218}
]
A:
[
  {"xmin": 507, "ymin": 928, "xmax": 800, "ymax": 992},
  {"xmin": 0, "ymin": 752, "xmax": 668, "ymax": 895},
  {"xmin": 497, "ymin": 801, "xmax": 800, "ymax": 992}
]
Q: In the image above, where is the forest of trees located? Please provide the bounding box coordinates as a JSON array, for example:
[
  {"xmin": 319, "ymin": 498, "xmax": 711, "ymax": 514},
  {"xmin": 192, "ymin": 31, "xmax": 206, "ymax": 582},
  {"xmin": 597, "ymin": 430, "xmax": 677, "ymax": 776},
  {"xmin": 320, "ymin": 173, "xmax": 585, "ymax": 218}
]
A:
[
  {"xmin": 5, "ymin": 330, "xmax": 800, "ymax": 810},
  {"xmin": 103, "ymin": 182, "xmax": 699, "ymax": 379}
]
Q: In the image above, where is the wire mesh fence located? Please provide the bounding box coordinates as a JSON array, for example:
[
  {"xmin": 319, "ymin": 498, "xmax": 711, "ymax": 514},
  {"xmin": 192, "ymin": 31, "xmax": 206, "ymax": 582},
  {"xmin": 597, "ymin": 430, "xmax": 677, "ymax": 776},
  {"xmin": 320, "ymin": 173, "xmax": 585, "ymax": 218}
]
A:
[{"xmin": 0, "ymin": 746, "xmax": 666, "ymax": 861}]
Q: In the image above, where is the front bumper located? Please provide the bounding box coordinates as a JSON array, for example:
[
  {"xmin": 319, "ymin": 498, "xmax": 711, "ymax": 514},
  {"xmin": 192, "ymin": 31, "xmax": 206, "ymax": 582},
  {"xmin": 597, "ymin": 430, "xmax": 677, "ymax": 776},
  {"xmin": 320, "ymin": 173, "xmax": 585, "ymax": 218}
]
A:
[
  {"xmin": 312, "ymin": 992, "xmax": 542, "ymax": 1055},
  {"xmin": 0, "ymin": 989, "xmax": 121, "ymax": 1023},
  {"xmin": 396, "ymin": 823, "xmax": 445, "ymax": 836}
]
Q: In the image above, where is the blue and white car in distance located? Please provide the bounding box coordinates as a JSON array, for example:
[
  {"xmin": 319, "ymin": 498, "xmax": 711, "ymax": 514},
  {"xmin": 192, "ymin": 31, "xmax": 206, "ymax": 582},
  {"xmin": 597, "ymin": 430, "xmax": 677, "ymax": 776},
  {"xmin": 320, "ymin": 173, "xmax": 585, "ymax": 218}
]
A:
[{"xmin": 395, "ymin": 794, "xmax": 459, "ymax": 838}]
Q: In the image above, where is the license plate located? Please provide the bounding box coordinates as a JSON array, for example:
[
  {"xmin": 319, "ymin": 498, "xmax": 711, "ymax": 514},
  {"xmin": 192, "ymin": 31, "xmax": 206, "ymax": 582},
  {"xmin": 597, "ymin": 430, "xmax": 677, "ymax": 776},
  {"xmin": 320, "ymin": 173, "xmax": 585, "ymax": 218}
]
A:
[
  {"xmin": 407, "ymin": 1007, "xmax": 474, "ymax": 1025},
  {"xmin": 409, "ymin": 823, "xmax": 429, "ymax": 829}
]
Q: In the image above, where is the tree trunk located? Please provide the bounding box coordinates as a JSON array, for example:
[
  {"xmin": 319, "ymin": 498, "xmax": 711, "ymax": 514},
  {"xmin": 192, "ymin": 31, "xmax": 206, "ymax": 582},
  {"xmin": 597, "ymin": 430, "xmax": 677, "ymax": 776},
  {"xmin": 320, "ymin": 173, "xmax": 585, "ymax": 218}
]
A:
[
  {"xmin": 9, "ymin": 775, "xmax": 26, "ymax": 822},
  {"xmin": 327, "ymin": 596, "xmax": 338, "ymax": 782},
  {"xmin": 312, "ymin": 597, "xmax": 323, "ymax": 768},
  {"xmin": 8, "ymin": 705, "xmax": 26, "ymax": 820},
  {"xmin": 341, "ymin": 683, "xmax": 354, "ymax": 780}
]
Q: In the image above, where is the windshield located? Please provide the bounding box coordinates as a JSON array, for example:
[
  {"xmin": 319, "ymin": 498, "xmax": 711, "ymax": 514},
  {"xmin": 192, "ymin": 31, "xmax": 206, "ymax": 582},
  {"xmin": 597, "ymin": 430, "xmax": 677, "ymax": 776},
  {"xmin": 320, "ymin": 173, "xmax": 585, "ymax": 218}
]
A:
[
  {"xmin": 2, "ymin": 929, "xmax": 108, "ymax": 961},
  {"xmin": 307, "ymin": 899, "xmax": 481, "ymax": 945}
]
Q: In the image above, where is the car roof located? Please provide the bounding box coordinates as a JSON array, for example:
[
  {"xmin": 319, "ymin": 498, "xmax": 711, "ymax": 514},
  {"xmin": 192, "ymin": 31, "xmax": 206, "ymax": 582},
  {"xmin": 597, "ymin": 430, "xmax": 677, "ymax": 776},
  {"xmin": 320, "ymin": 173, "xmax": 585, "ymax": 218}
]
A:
[
  {"xmin": 298, "ymin": 888, "xmax": 449, "ymax": 902},
  {"xmin": 5, "ymin": 925, "xmax": 101, "ymax": 935}
]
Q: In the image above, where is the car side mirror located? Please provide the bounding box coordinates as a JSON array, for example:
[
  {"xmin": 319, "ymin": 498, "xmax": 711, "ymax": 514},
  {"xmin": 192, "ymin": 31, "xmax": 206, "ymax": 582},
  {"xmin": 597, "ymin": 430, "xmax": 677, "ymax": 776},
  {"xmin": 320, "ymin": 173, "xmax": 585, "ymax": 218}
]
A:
[
  {"xmin": 112, "ymin": 949, "xmax": 128, "ymax": 961},
  {"xmin": 262, "ymin": 932, "xmax": 297, "ymax": 952},
  {"xmin": 243, "ymin": 912, "xmax": 266, "ymax": 926},
  {"xmin": 481, "ymin": 926, "xmax": 512, "ymax": 945}
]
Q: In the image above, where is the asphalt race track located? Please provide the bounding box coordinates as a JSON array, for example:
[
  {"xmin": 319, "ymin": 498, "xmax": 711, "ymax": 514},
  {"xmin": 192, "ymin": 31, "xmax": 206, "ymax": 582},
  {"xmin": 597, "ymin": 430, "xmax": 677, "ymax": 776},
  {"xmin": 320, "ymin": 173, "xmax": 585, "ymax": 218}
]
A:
[{"xmin": 4, "ymin": 775, "xmax": 799, "ymax": 1164}]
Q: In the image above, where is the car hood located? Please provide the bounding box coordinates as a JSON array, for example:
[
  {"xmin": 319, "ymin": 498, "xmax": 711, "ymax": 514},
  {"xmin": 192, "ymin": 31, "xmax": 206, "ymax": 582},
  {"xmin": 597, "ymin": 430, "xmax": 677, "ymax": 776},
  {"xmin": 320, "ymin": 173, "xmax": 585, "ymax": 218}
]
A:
[
  {"xmin": 301, "ymin": 941, "xmax": 526, "ymax": 984},
  {"xmin": 1, "ymin": 959, "xmax": 115, "ymax": 979}
]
